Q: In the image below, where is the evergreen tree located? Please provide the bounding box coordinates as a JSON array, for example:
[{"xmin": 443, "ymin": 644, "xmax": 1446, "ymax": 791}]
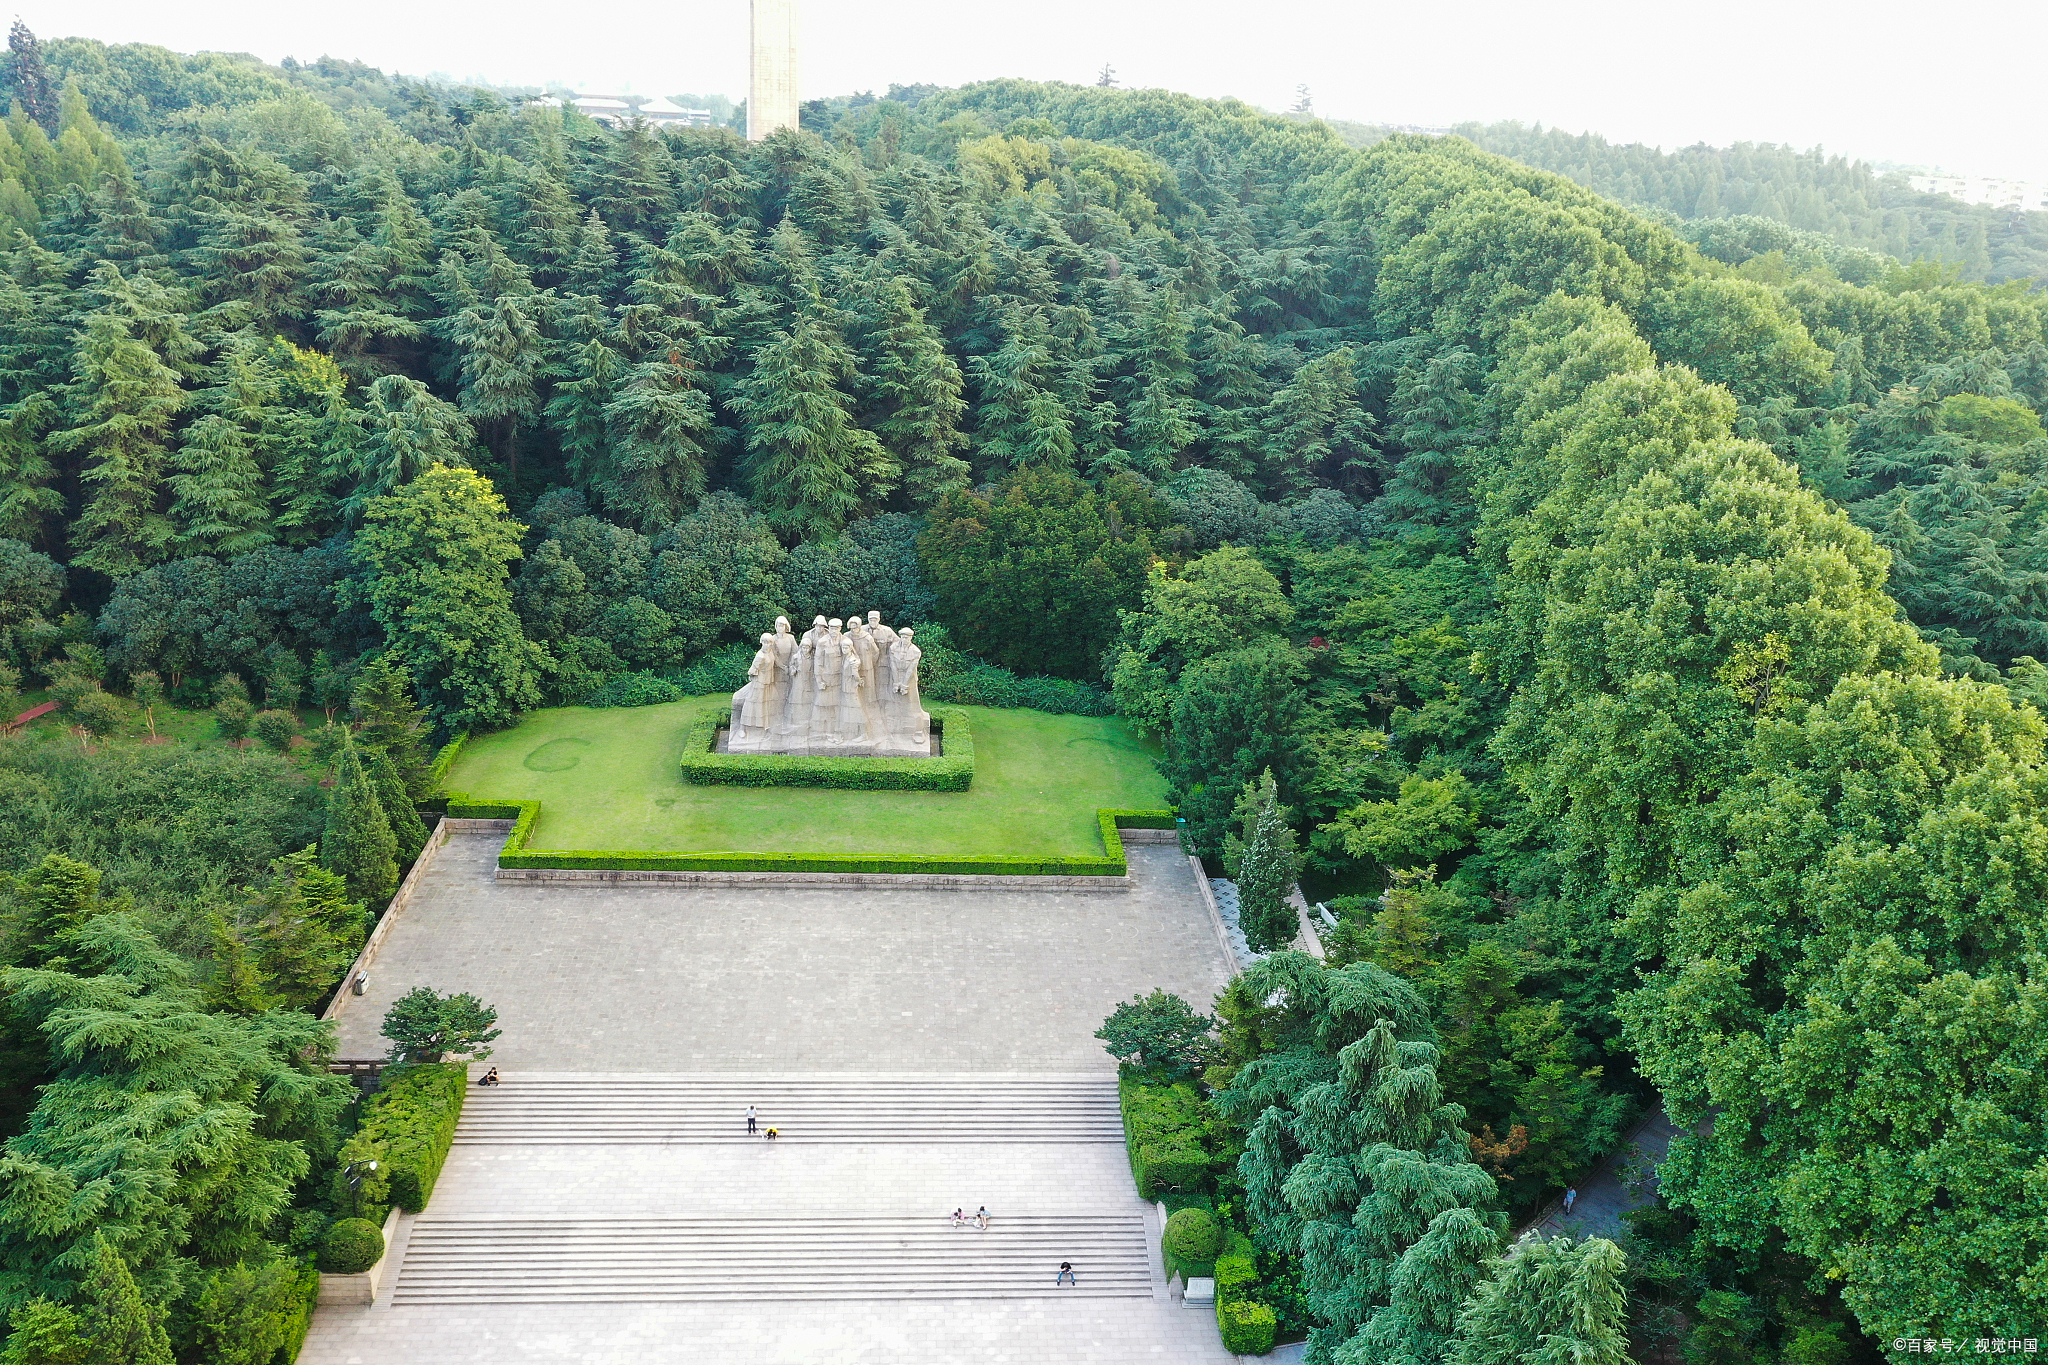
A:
[
  {"xmin": 322, "ymin": 733, "xmax": 399, "ymax": 904},
  {"xmin": 734, "ymin": 314, "xmax": 895, "ymax": 540},
  {"xmin": 1118, "ymin": 285, "xmax": 1201, "ymax": 475},
  {"xmin": 75, "ymin": 1235, "xmax": 173, "ymax": 1365},
  {"xmin": 1262, "ymin": 346, "xmax": 1374, "ymax": 497},
  {"xmin": 600, "ymin": 354, "xmax": 714, "ymax": 531},
  {"xmin": 968, "ymin": 309, "xmax": 1076, "ymax": 472},
  {"xmin": 344, "ymin": 374, "xmax": 474, "ymax": 521},
  {"xmin": 166, "ymin": 415, "xmax": 272, "ymax": 555},
  {"xmin": 50, "ymin": 270, "xmax": 201, "ymax": 576},
  {"xmin": 350, "ymin": 654, "xmax": 435, "ymax": 797},
  {"xmin": 1227, "ymin": 768, "xmax": 1301, "ymax": 953},
  {"xmin": 251, "ymin": 847, "xmax": 364, "ymax": 1011},
  {"xmin": 1445, "ymin": 1236, "xmax": 1632, "ymax": 1365},
  {"xmin": 857, "ymin": 277, "xmax": 969, "ymax": 505},
  {"xmin": 365, "ymin": 743, "xmax": 427, "ymax": 862},
  {"xmin": 5, "ymin": 23, "xmax": 55, "ymax": 136}
]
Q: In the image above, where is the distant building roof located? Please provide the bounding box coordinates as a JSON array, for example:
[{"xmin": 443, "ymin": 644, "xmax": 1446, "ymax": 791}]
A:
[
  {"xmin": 637, "ymin": 97, "xmax": 688, "ymax": 114},
  {"xmin": 571, "ymin": 97, "xmax": 631, "ymax": 110}
]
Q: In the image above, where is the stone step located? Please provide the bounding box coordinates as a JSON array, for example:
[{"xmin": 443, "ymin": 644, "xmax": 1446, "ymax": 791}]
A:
[
  {"xmin": 454, "ymin": 1074, "xmax": 1125, "ymax": 1146},
  {"xmin": 393, "ymin": 1214, "xmax": 1151, "ymax": 1304}
]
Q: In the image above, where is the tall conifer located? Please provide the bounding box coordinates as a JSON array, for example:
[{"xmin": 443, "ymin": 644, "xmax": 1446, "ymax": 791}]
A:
[{"xmin": 322, "ymin": 733, "xmax": 399, "ymax": 904}]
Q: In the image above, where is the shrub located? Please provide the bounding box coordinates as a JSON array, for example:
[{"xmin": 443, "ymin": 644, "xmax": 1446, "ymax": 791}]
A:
[
  {"xmin": 1163, "ymin": 1206, "xmax": 1222, "ymax": 1280},
  {"xmin": 1218, "ymin": 1298, "xmax": 1277, "ymax": 1355},
  {"xmin": 317, "ymin": 1218, "xmax": 384, "ymax": 1274},
  {"xmin": 1216, "ymin": 1251, "xmax": 1258, "ymax": 1292},
  {"xmin": 912, "ymin": 621, "xmax": 1114, "ymax": 716},
  {"xmin": 251, "ymin": 708, "xmax": 300, "ymax": 752},
  {"xmin": 335, "ymin": 1063, "xmax": 467, "ymax": 1214},
  {"xmin": 1138, "ymin": 1143, "xmax": 1210, "ymax": 1200},
  {"xmin": 664, "ymin": 642, "xmax": 755, "ymax": 696},
  {"xmin": 1119, "ymin": 1075, "xmax": 1215, "ymax": 1197},
  {"xmin": 584, "ymin": 671, "xmax": 685, "ymax": 707}
]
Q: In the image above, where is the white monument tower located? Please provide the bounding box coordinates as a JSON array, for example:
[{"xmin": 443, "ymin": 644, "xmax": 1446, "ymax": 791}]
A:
[{"xmin": 748, "ymin": 0, "xmax": 798, "ymax": 141}]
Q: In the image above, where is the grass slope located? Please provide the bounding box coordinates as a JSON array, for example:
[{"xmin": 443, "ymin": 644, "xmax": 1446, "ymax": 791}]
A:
[{"xmin": 444, "ymin": 699, "xmax": 1168, "ymax": 858}]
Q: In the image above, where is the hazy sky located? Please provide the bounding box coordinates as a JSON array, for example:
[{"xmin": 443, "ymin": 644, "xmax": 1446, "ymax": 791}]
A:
[{"xmin": 26, "ymin": 0, "xmax": 2048, "ymax": 181}]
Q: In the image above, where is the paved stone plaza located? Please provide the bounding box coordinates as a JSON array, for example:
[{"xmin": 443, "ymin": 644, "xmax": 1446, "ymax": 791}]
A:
[
  {"xmin": 331, "ymin": 836, "xmax": 1231, "ymax": 1071},
  {"xmin": 303, "ymin": 830, "xmax": 1241, "ymax": 1363}
]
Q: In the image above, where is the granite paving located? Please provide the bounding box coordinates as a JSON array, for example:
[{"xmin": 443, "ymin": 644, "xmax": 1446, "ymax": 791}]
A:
[{"xmin": 331, "ymin": 836, "xmax": 1231, "ymax": 1071}]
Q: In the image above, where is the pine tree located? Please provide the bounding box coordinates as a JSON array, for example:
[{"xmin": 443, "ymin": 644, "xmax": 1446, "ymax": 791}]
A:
[
  {"xmin": 600, "ymin": 354, "xmax": 713, "ymax": 531},
  {"xmin": 1119, "ymin": 286, "xmax": 1201, "ymax": 475},
  {"xmin": 252, "ymin": 847, "xmax": 365, "ymax": 1011},
  {"xmin": 6, "ymin": 22, "xmax": 56, "ymax": 136},
  {"xmin": 857, "ymin": 277, "xmax": 968, "ymax": 505},
  {"xmin": 10, "ymin": 853, "xmax": 124, "ymax": 970},
  {"xmin": 734, "ymin": 313, "xmax": 895, "ymax": 539},
  {"xmin": 544, "ymin": 334, "xmax": 623, "ymax": 488},
  {"xmin": 1227, "ymin": 768, "xmax": 1301, "ymax": 953},
  {"xmin": 166, "ymin": 415, "xmax": 272, "ymax": 555},
  {"xmin": 345, "ymin": 374, "xmax": 475, "ymax": 521},
  {"xmin": 75, "ymin": 1234, "xmax": 175, "ymax": 1365},
  {"xmin": 1261, "ymin": 346, "xmax": 1375, "ymax": 497},
  {"xmin": 365, "ymin": 743, "xmax": 428, "ymax": 862},
  {"xmin": 0, "ymin": 393, "xmax": 61, "ymax": 545},
  {"xmin": 1446, "ymin": 1236, "xmax": 1632, "ymax": 1365},
  {"xmin": 50, "ymin": 269, "xmax": 201, "ymax": 576},
  {"xmin": 969, "ymin": 309, "xmax": 1077, "ymax": 472},
  {"xmin": 350, "ymin": 654, "xmax": 434, "ymax": 796},
  {"xmin": 204, "ymin": 912, "xmax": 274, "ymax": 1015},
  {"xmin": 323, "ymin": 733, "xmax": 399, "ymax": 904}
]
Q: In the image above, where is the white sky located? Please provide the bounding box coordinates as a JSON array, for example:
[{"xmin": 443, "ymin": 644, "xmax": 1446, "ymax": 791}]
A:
[{"xmin": 27, "ymin": 0, "xmax": 2048, "ymax": 181}]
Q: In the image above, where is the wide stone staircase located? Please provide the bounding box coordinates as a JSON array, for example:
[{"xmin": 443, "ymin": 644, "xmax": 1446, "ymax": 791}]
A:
[
  {"xmin": 392, "ymin": 1213, "xmax": 1151, "ymax": 1304},
  {"xmin": 385, "ymin": 1072, "xmax": 1152, "ymax": 1306},
  {"xmin": 451, "ymin": 1072, "xmax": 1124, "ymax": 1145}
]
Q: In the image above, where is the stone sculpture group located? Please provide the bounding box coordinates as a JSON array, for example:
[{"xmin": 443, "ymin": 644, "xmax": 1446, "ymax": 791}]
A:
[{"xmin": 726, "ymin": 612, "xmax": 932, "ymax": 756}]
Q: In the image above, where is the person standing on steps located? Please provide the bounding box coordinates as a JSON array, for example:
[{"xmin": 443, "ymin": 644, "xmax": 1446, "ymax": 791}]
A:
[
  {"xmin": 746, "ymin": 1105, "xmax": 757, "ymax": 1136},
  {"xmin": 1563, "ymin": 1186, "xmax": 1578, "ymax": 1215},
  {"xmin": 1055, "ymin": 1262, "xmax": 1076, "ymax": 1286}
]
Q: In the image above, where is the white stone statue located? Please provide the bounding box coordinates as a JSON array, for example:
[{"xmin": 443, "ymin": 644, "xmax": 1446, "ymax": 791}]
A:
[{"xmin": 724, "ymin": 610, "xmax": 932, "ymax": 756}]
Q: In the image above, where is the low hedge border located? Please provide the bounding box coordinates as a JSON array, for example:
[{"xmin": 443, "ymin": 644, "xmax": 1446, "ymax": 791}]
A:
[
  {"xmin": 427, "ymin": 733, "xmax": 469, "ymax": 789},
  {"xmin": 679, "ymin": 707, "xmax": 975, "ymax": 791},
  {"xmin": 439, "ymin": 792, "xmax": 1176, "ymax": 877},
  {"xmin": 332, "ymin": 1063, "xmax": 467, "ymax": 1217}
]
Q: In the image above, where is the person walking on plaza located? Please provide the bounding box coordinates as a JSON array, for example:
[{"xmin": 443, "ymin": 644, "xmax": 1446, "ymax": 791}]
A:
[
  {"xmin": 746, "ymin": 1105, "xmax": 757, "ymax": 1136},
  {"xmin": 1563, "ymin": 1186, "xmax": 1578, "ymax": 1215},
  {"xmin": 1056, "ymin": 1261, "xmax": 1076, "ymax": 1286}
]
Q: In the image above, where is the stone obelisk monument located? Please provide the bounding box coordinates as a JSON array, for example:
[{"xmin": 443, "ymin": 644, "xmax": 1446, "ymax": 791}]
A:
[{"xmin": 748, "ymin": 0, "xmax": 798, "ymax": 140}]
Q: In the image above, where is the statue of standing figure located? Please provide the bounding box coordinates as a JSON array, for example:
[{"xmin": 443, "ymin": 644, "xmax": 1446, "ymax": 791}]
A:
[{"xmin": 724, "ymin": 611, "xmax": 932, "ymax": 756}]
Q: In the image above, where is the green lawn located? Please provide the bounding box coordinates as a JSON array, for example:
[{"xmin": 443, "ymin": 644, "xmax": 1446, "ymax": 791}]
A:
[{"xmin": 443, "ymin": 699, "xmax": 1169, "ymax": 857}]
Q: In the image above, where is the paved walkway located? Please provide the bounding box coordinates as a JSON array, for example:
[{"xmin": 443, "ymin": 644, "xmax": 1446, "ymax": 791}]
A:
[
  {"xmin": 303, "ymin": 831, "xmax": 1241, "ymax": 1364},
  {"xmin": 332, "ymin": 838, "xmax": 1230, "ymax": 1072},
  {"xmin": 1521, "ymin": 1107, "xmax": 1686, "ymax": 1242}
]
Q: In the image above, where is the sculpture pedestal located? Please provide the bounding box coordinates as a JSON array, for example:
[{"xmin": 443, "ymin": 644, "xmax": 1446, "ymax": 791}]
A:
[{"xmin": 721, "ymin": 725, "xmax": 935, "ymax": 758}]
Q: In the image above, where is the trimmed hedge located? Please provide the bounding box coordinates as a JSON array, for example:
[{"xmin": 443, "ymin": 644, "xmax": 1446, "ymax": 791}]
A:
[
  {"xmin": 1118, "ymin": 1074, "xmax": 1216, "ymax": 1198},
  {"xmin": 1163, "ymin": 1207, "xmax": 1221, "ymax": 1282},
  {"xmin": 441, "ymin": 790, "xmax": 1176, "ymax": 878},
  {"xmin": 679, "ymin": 708, "xmax": 975, "ymax": 791},
  {"xmin": 279, "ymin": 1257, "xmax": 321, "ymax": 1359},
  {"xmin": 428, "ymin": 733, "xmax": 468, "ymax": 790},
  {"xmin": 336, "ymin": 1063, "xmax": 467, "ymax": 1216},
  {"xmin": 317, "ymin": 1218, "xmax": 384, "ymax": 1274},
  {"xmin": 1219, "ymin": 1298, "xmax": 1277, "ymax": 1355}
]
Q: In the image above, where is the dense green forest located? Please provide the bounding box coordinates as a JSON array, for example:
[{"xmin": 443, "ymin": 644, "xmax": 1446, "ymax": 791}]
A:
[
  {"xmin": 0, "ymin": 24, "xmax": 2044, "ymax": 1363},
  {"xmin": 1448, "ymin": 119, "xmax": 2048, "ymax": 286}
]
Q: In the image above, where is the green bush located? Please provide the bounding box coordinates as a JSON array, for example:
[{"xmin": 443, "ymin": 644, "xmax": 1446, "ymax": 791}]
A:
[
  {"xmin": 1218, "ymin": 1298, "xmax": 1277, "ymax": 1355},
  {"xmin": 678, "ymin": 709, "xmax": 975, "ymax": 791},
  {"xmin": 663, "ymin": 642, "xmax": 755, "ymax": 696},
  {"xmin": 1119, "ymin": 1074, "xmax": 1215, "ymax": 1197},
  {"xmin": 1138, "ymin": 1142, "xmax": 1211, "ymax": 1199},
  {"xmin": 428, "ymin": 733, "xmax": 469, "ymax": 790},
  {"xmin": 1163, "ymin": 1206, "xmax": 1222, "ymax": 1280},
  {"xmin": 584, "ymin": 671, "xmax": 685, "ymax": 707},
  {"xmin": 334, "ymin": 1063, "xmax": 467, "ymax": 1215},
  {"xmin": 1215, "ymin": 1251, "xmax": 1258, "ymax": 1299},
  {"xmin": 317, "ymin": 1218, "xmax": 384, "ymax": 1273},
  {"xmin": 912, "ymin": 622, "xmax": 1114, "ymax": 716}
]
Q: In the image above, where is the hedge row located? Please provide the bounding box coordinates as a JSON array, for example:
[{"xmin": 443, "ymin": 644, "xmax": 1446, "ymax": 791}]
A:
[
  {"xmin": 679, "ymin": 708, "xmax": 975, "ymax": 791},
  {"xmin": 441, "ymin": 792, "xmax": 1176, "ymax": 877},
  {"xmin": 427, "ymin": 733, "xmax": 468, "ymax": 789},
  {"xmin": 1215, "ymin": 1228, "xmax": 1277, "ymax": 1355},
  {"xmin": 334, "ymin": 1063, "xmax": 467, "ymax": 1216},
  {"xmin": 1119, "ymin": 1074, "xmax": 1215, "ymax": 1199}
]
